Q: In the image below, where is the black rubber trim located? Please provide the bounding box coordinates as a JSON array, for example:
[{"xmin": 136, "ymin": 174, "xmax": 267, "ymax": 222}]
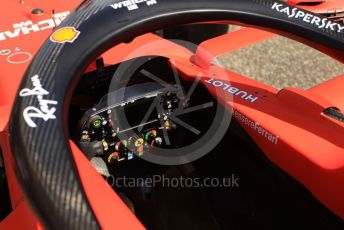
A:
[
  {"xmin": 324, "ymin": 108, "xmax": 344, "ymax": 123},
  {"xmin": 8, "ymin": 0, "xmax": 344, "ymax": 229}
]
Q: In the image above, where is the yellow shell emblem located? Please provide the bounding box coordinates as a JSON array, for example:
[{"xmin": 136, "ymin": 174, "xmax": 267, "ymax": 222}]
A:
[{"xmin": 50, "ymin": 27, "xmax": 80, "ymax": 44}]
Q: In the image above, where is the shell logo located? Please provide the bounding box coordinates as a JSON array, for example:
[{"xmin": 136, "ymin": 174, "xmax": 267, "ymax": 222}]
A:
[{"xmin": 50, "ymin": 27, "xmax": 80, "ymax": 44}]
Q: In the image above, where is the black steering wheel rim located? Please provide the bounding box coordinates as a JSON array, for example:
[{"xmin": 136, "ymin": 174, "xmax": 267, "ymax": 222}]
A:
[{"xmin": 9, "ymin": 0, "xmax": 344, "ymax": 229}]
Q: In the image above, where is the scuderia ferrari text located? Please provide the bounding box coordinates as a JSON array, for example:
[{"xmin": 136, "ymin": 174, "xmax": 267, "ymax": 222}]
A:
[{"xmin": 234, "ymin": 110, "xmax": 279, "ymax": 145}]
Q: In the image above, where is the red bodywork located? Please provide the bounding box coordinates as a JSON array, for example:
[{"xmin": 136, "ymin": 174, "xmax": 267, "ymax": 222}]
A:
[
  {"xmin": 288, "ymin": 0, "xmax": 344, "ymax": 21},
  {"xmin": 0, "ymin": 0, "xmax": 343, "ymax": 229}
]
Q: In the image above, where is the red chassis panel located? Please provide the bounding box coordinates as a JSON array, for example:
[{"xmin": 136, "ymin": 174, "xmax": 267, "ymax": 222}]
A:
[
  {"xmin": 0, "ymin": 0, "xmax": 344, "ymax": 229},
  {"xmin": 288, "ymin": 0, "xmax": 344, "ymax": 14}
]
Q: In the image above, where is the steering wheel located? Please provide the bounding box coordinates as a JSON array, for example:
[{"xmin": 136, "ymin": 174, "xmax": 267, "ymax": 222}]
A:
[{"xmin": 8, "ymin": 0, "xmax": 344, "ymax": 229}]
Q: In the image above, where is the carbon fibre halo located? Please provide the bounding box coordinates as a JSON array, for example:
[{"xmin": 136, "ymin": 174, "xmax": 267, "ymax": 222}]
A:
[{"xmin": 9, "ymin": 0, "xmax": 344, "ymax": 229}]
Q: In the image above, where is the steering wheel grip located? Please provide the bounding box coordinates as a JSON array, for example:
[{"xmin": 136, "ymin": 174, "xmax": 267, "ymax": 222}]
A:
[{"xmin": 8, "ymin": 0, "xmax": 344, "ymax": 229}]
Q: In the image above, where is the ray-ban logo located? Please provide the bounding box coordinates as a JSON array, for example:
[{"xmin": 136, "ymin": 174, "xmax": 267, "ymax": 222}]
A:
[{"xmin": 20, "ymin": 75, "xmax": 58, "ymax": 128}]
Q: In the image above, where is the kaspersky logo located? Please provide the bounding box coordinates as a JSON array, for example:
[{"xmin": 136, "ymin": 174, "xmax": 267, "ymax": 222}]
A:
[
  {"xmin": 50, "ymin": 27, "xmax": 80, "ymax": 44},
  {"xmin": 271, "ymin": 2, "xmax": 344, "ymax": 33}
]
